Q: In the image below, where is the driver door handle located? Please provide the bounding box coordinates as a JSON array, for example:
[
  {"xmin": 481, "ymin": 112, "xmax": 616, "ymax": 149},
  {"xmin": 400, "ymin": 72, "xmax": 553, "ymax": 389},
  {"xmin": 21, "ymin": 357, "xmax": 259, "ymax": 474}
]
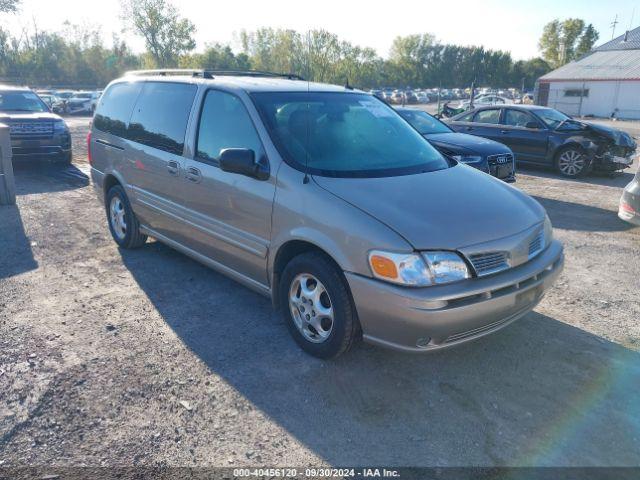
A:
[
  {"xmin": 185, "ymin": 166, "xmax": 202, "ymax": 183},
  {"xmin": 167, "ymin": 160, "xmax": 180, "ymax": 176},
  {"xmin": 500, "ymin": 129, "xmax": 510, "ymax": 134}
]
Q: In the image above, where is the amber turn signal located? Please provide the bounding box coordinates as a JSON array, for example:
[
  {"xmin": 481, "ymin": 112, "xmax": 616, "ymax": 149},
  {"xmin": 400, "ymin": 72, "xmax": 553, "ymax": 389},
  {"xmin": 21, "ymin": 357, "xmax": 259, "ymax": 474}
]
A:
[{"xmin": 369, "ymin": 254, "xmax": 399, "ymax": 279}]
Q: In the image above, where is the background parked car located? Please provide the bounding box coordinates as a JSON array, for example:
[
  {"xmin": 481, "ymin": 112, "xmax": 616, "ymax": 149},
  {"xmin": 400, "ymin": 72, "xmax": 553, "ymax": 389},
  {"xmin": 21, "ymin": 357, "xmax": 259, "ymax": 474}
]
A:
[
  {"xmin": 370, "ymin": 89, "xmax": 384, "ymax": 101},
  {"xmin": 457, "ymin": 94, "xmax": 513, "ymax": 110},
  {"xmin": 66, "ymin": 91, "xmax": 101, "ymax": 114},
  {"xmin": 0, "ymin": 85, "xmax": 72, "ymax": 164},
  {"xmin": 397, "ymin": 107, "xmax": 515, "ymax": 182},
  {"xmin": 619, "ymin": 167, "xmax": 640, "ymax": 225},
  {"xmin": 448, "ymin": 105, "xmax": 637, "ymax": 177},
  {"xmin": 36, "ymin": 93, "xmax": 65, "ymax": 114}
]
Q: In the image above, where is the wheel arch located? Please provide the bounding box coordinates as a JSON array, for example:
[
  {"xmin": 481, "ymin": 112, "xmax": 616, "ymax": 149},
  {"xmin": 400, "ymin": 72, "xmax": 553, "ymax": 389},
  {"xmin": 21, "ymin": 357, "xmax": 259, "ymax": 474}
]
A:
[
  {"xmin": 102, "ymin": 172, "xmax": 127, "ymax": 203},
  {"xmin": 270, "ymin": 238, "xmax": 345, "ymax": 309}
]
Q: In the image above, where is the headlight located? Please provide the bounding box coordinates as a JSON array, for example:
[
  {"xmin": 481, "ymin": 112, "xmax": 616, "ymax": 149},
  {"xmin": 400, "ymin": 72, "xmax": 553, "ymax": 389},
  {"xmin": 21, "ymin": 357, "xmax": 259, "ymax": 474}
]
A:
[
  {"xmin": 368, "ymin": 250, "xmax": 470, "ymax": 287},
  {"xmin": 53, "ymin": 120, "xmax": 68, "ymax": 134},
  {"xmin": 423, "ymin": 251, "xmax": 471, "ymax": 284},
  {"xmin": 452, "ymin": 154, "xmax": 482, "ymax": 163},
  {"xmin": 543, "ymin": 213, "xmax": 553, "ymax": 247}
]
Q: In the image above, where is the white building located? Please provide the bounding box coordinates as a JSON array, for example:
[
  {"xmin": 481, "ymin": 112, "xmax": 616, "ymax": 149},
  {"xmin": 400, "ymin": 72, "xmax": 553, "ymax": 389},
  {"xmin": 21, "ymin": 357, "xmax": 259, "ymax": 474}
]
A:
[{"xmin": 536, "ymin": 27, "xmax": 640, "ymax": 119}]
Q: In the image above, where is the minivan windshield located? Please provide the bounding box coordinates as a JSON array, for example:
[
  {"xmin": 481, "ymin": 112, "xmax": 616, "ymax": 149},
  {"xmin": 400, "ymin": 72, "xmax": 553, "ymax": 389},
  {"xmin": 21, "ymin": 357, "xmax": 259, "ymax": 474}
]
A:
[
  {"xmin": 0, "ymin": 91, "xmax": 48, "ymax": 112},
  {"xmin": 251, "ymin": 92, "xmax": 450, "ymax": 178}
]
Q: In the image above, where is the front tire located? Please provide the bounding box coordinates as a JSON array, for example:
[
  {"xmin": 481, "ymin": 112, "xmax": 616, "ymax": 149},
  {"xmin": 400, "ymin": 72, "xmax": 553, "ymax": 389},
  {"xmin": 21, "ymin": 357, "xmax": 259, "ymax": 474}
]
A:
[
  {"xmin": 105, "ymin": 185, "xmax": 147, "ymax": 249},
  {"xmin": 279, "ymin": 252, "xmax": 360, "ymax": 359},
  {"xmin": 556, "ymin": 146, "xmax": 589, "ymax": 177}
]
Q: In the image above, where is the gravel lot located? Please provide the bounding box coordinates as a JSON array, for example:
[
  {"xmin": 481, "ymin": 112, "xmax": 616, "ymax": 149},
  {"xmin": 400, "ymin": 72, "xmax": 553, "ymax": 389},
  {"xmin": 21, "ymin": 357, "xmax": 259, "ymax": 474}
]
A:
[{"xmin": 1, "ymin": 115, "xmax": 639, "ymax": 468}]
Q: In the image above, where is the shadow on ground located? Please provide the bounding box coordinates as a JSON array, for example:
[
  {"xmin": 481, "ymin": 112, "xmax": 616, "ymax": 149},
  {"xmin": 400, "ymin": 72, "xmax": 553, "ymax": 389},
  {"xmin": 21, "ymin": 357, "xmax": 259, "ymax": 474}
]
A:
[
  {"xmin": 13, "ymin": 162, "xmax": 89, "ymax": 195},
  {"xmin": 120, "ymin": 241, "xmax": 640, "ymax": 466},
  {"xmin": 0, "ymin": 204, "xmax": 38, "ymax": 279},
  {"xmin": 517, "ymin": 164, "xmax": 635, "ymax": 189},
  {"xmin": 533, "ymin": 195, "xmax": 634, "ymax": 233}
]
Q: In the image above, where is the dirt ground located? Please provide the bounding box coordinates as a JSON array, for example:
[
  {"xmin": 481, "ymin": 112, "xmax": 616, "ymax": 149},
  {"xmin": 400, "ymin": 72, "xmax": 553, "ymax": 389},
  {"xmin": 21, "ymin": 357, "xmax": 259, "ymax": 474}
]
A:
[{"xmin": 1, "ymin": 115, "xmax": 639, "ymax": 469}]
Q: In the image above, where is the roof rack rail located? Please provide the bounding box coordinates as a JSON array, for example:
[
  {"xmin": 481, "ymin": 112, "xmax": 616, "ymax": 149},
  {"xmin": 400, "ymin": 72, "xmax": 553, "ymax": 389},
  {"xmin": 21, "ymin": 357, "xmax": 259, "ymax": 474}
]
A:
[{"xmin": 124, "ymin": 69, "xmax": 304, "ymax": 81}]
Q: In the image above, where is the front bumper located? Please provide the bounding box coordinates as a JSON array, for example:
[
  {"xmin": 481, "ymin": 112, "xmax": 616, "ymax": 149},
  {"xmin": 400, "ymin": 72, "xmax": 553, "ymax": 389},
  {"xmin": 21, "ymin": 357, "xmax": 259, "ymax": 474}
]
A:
[
  {"xmin": 345, "ymin": 239, "xmax": 564, "ymax": 353},
  {"xmin": 594, "ymin": 149, "xmax": 637, "ymax": 172},
  {"xmin": 11, "ymin": 134, "xmax": 71, "ymax": 162}
]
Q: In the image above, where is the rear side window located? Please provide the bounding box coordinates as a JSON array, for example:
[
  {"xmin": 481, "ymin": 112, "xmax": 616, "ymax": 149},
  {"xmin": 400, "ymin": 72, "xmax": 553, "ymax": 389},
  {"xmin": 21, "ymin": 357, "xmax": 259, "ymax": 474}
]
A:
[
  {"xmin": 94, "ymin": 82, "xmax": 143, "ymax": 137},
  {"xmin": 196, "ymin": 90, "xmax": 263, "ymax": 163},
  {"xmin": 474, "ymin": 109, "xmax": 501, "ymax": 124},
  {"xmin": 128, "ymin": 82, "xmax": 197, "ymax": 155},
  {"xmin": 455, "ymin": 111, "xmax": 474, "ymax": 122},
  {"xmin": 503, "ymin": 109, "xmax": 538, "ymax": 128}
]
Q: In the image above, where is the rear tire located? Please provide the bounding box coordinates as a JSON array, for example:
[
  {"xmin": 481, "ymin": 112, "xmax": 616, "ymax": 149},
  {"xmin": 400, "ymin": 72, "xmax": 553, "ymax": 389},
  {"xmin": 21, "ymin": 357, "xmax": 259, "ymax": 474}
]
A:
[
  {"xmin": 555, "ymin": 146, "xmax": 590, "ymax": 178},
  {"xmin": 279, "ymin": 252, "xmax": 360, "ymax": 359},
  {"xmin": 105, "ymin": 185, "xmax": 147, "ymax": 249}
]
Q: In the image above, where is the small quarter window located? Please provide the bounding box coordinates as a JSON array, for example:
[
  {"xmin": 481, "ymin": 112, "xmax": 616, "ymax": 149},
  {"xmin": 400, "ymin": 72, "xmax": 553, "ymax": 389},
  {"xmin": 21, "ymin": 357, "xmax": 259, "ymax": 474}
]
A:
[
  {"xmin": 473, "ymin": 109, "xmax": 501, "ymax": 124},
  {"xmin": 93, "ymin": 82, "xmax": 143, "ymax": 137}
]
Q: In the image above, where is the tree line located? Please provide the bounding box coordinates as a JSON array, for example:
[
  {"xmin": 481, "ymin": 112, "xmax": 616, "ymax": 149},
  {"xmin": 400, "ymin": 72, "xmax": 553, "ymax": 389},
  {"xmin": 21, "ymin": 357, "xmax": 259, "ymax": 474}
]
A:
[{"xmin": 0, "ymin": 0, "xmax": 599, "ymax": 91}]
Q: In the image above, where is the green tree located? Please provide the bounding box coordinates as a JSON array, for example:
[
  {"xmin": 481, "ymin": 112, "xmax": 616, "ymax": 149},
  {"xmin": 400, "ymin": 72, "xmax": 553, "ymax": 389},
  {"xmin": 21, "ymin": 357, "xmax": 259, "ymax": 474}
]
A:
[
  {"xmin": 539, "ymin": 18, "xmax": 599, "ymax": 67},
  {"xmin": 510, "ymin": 57, "xmax": 551, "ymax": 90},
  {"xmin": 0, "ymin": 0, "xmax": 20, "ymax": 13},
  {"xmin": 388, "ymin": 33, "xmax": 435, "ymax": 86},
  {"xmin": 576, "ymin": 24, "xmax": 599, "ymax": 58},
  {"xmin": 183, "ymin": 43, "xmax": 250, "ymax": 70},
  {"xmin": 123, "ymin": 0, "xmax": 195, "ymax": 68}
]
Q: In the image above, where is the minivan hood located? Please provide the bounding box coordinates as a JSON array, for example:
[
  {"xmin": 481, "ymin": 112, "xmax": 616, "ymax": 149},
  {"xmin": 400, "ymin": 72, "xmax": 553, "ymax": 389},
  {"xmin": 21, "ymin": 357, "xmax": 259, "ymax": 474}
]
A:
[{"xmin": 313, "ymin": 164, "xmax": 544, "ymax": 250}]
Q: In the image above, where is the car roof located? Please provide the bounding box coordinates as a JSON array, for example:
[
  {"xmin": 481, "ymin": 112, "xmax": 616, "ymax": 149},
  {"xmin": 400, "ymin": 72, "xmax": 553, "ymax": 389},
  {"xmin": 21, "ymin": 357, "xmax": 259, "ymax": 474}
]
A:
[
  {"xmin": 118, "ymin": 71, "xmax": 360, "ymax": 94},
  {"xmin": 471, "ymin": 104, "xmax": 548, "ymax": 111},
  {"xmin": 0, "ymin": 85, "xmax": 32, "ymax": 92}
]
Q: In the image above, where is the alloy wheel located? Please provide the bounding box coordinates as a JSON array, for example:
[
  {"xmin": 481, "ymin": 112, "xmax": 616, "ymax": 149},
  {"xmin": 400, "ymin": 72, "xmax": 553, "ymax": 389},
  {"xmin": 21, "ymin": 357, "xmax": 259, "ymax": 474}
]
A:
[
  {"xmin": 558, "ymin": 149, "xmax": 585, "ymax": 176},
  {"xmin": 288, "ymin": 273, "xmax": 334, "ymax": 343},
  {"xmin": 109, "ymin": 196, "xmax": 127, "ymax": 240}
]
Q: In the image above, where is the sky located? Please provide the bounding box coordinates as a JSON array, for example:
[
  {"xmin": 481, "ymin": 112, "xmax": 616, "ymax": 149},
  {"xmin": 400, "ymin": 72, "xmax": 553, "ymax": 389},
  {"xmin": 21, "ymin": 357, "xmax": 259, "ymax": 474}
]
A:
[{"xmin": 3, "ymin": 0, "xmax": 639, "ymax": 60}]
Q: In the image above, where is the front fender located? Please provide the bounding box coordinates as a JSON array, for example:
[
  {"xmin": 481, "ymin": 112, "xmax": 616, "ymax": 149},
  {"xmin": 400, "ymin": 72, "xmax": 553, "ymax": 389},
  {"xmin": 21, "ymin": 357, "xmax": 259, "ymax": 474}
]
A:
[
  {"xmin": 269, "ymin": 163, "xmax": 412, "ymax": 284},
  {"xmin": 550, "ymin": 135, "xmax": 599, "ymax": 160}
]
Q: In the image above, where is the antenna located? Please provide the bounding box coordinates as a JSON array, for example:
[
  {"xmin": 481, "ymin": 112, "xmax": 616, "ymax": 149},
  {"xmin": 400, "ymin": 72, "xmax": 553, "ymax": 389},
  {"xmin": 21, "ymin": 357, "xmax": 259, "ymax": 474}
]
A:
[
  {"xmin": 611, "ymin": 14, "xmax": 619, "ymax": 40},
  {"xmin": 630, "ymin": 7, "xmax": 636, "ymax": 30}
]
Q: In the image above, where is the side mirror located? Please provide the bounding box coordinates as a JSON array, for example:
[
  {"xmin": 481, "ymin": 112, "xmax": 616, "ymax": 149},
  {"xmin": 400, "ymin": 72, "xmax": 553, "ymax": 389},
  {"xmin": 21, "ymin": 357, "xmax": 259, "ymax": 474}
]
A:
[
  {"xmin": 525, "ymin": 121, "xmax": 540, "ymax": 129},
  {"xmin": 219, "ymin": 148, "xmax": 269, "ymax": 180}
]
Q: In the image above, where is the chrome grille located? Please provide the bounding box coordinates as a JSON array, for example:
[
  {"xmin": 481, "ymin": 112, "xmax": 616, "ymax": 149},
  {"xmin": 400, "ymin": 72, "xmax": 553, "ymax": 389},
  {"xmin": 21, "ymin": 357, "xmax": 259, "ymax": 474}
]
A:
[
  {"xmin": 469, "ymin": 251, "xmax": 509, "ymax": 277},
  {"xmin": 487, "ymin": 153, "xmax": 514, "ymax": 166},
  {"xmin": 528, "ymin": 230, "xmax": 544, "ymax": 259},
  {"xmin": 9, "ymin": 122, "xmax": 54, "ymax": 138}
]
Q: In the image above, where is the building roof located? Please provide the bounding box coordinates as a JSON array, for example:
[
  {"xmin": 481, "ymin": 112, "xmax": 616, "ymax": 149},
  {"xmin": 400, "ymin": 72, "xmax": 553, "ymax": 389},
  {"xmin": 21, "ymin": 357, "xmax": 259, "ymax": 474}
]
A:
[
  {"xmin": 539, "ymin": 49, "xmax": 640, "ymax": 82},
  {"xmin": 595, "ymin": 26, "xmax": 640, "ymax": 52}
]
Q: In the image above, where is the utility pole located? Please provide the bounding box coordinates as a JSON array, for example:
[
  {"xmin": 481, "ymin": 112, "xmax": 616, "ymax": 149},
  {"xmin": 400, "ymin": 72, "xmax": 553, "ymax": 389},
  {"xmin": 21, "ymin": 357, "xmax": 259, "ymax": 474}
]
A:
[{"xmin": 611, "ymin": 14, "xmax": 619, "ymax": 40}]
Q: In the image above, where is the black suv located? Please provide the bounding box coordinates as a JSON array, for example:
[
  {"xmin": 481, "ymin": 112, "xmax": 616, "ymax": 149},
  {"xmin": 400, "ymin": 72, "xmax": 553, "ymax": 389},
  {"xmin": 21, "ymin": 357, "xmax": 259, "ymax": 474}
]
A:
[{"xmin": 0, "ymin": 86, "xmax": 72, "ymax": 164}]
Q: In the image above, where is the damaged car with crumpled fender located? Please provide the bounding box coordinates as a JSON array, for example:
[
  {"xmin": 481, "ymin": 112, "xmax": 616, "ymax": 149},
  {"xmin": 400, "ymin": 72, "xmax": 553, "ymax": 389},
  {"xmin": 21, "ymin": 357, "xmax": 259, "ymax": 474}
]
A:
[{"xmin": 448, "ymin": 105, "xmax": 637, "ymax": 177}]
